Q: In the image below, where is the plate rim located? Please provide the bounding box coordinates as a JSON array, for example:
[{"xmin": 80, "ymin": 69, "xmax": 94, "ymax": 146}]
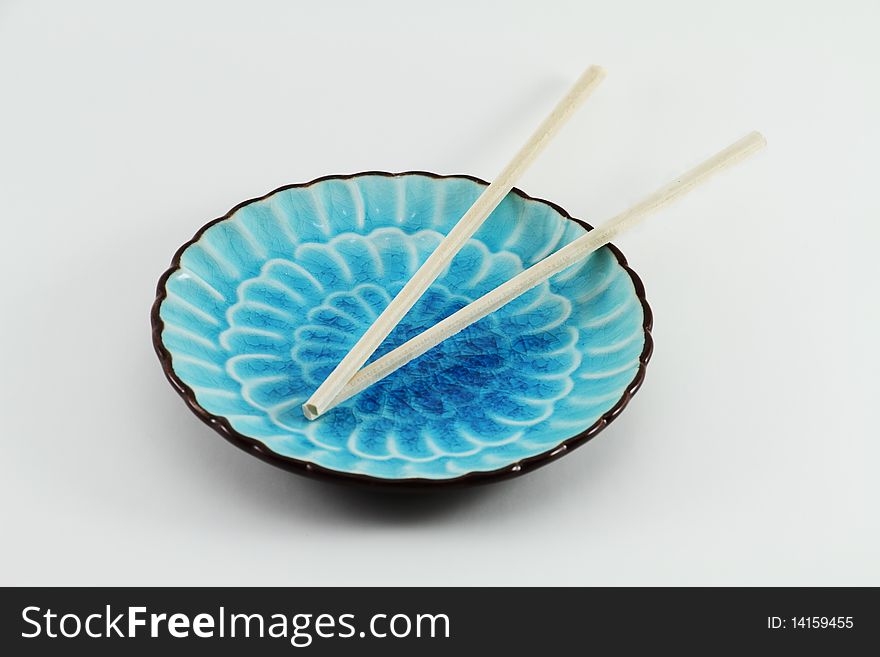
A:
[{"xmin": 150, "ymin": 171, "xmax": 654, "ymax": 488}]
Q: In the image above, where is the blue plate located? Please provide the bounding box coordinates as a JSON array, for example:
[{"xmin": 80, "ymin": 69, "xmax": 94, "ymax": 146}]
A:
[{"xmin": 152, "ymin": 172, "xmax": 652, "ymax": 486}]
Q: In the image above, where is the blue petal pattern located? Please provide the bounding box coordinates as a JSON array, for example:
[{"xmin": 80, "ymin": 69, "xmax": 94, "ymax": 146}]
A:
[{"xmin": 158, "ymin": 174, "xmax": 647, "ymax": 479}]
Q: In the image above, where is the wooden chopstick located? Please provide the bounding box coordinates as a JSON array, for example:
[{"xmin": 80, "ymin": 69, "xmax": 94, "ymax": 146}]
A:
[
  {"xmin": 302, "ymin": 66, "xmax": 607, "ymax": 420},
  {"xmin": 320, "ymin": 132, "xmax": 766, "ymax": 414}
]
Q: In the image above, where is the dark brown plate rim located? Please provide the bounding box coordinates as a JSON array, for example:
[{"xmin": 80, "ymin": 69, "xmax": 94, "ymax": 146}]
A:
[{"xmin": 150, "ymin": 171, "xmax": 654, "ymax": 489}]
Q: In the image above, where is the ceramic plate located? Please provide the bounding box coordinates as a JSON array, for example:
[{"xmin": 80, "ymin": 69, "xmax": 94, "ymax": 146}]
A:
[{"xmin": 151, "ymin": 172, "xmax": 653, "ymax": 487}]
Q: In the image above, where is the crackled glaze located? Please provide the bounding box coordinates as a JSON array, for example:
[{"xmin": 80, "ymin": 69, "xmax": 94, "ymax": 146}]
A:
[{"xmin": 156, "ymin": 173, "xmax": 647, "ymax": 480}]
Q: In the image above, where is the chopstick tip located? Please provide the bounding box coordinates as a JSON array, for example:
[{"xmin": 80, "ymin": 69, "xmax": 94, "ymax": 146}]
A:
[
  {"xmin": 571, "ymin": 65, "xmax": 607, "ymax": 96},
  {"xmin": 587, "ymin": 64, "xmax": 607, "ymax": 79},
  {"xmin": 748, "ymin": 130, "xmax": 767, "ymax": 149},
  {"xmin": 302, "ymin": 402, "xmax": 319, "ymax": 421}
]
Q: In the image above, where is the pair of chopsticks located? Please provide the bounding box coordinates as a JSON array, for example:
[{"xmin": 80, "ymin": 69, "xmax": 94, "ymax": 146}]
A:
[{"xmin": 302, "ymin": 66, "xmax": 765, "ymax": 420}]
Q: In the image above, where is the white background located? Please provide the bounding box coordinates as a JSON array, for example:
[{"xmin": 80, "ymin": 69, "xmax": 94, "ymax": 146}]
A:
[{"xmin": 1, "ymin": 0, "xmax": 877, "ymax": 585}]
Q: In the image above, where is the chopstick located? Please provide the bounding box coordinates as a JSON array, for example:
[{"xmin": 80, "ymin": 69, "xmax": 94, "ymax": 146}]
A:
[
  {"xmin": 302, "ymin": 65, "xmax": 607, "ymax": 420},
  {"xmin": 320, "ymin": 131, "xmax": 766, "ymax": 415}
]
